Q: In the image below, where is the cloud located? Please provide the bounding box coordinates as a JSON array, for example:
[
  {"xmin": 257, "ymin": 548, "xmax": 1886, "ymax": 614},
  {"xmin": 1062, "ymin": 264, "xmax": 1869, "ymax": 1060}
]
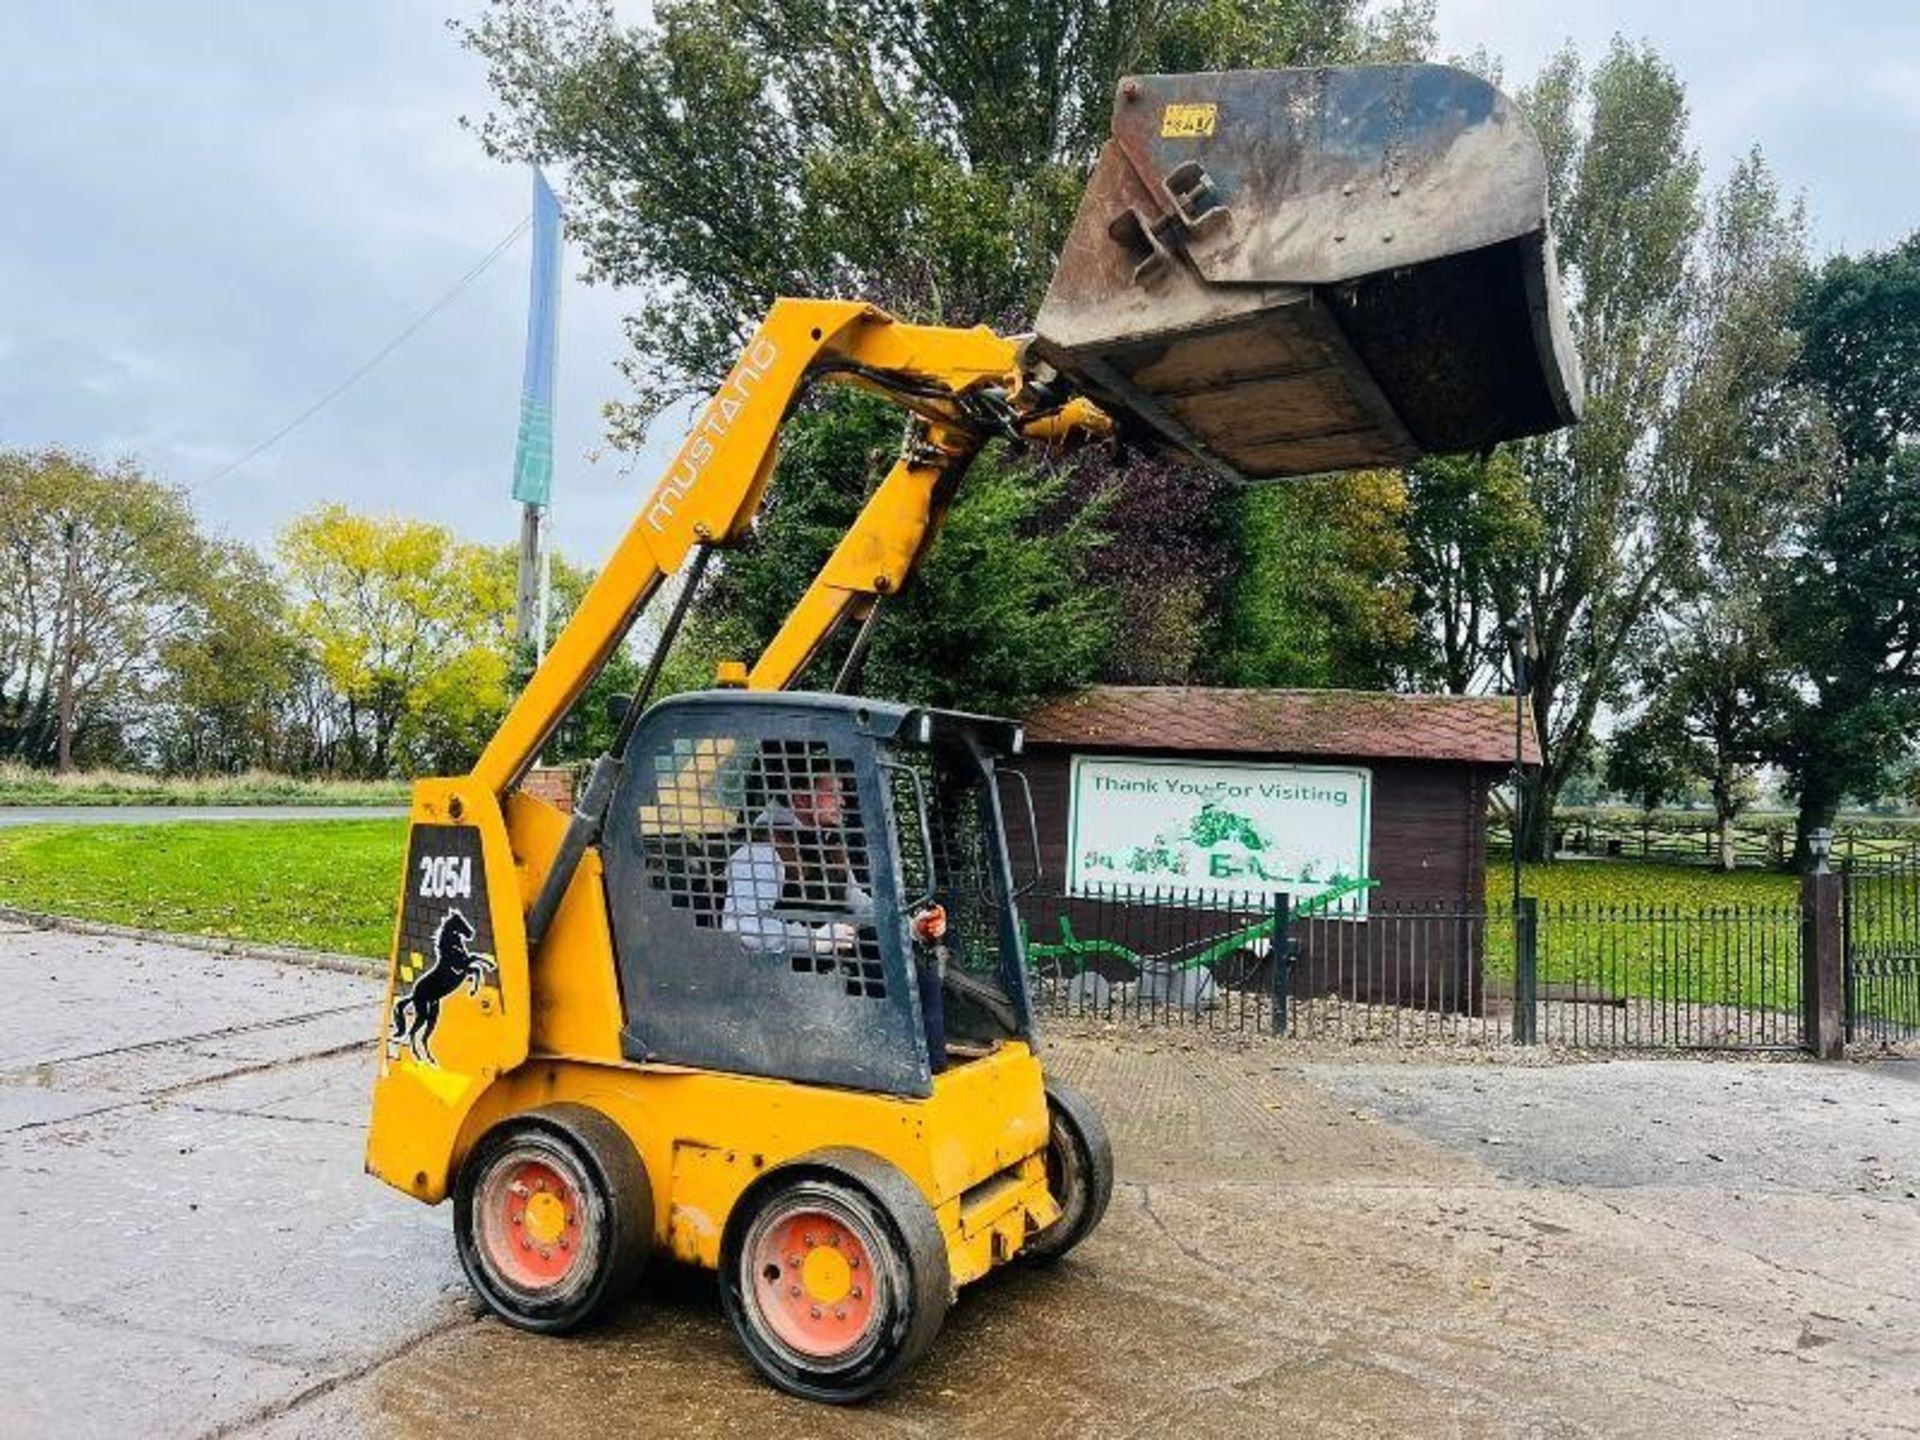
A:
[
  {"xmin": 0, "ymin": 0, "xmax": 656, "ymax": 566},
  {"xmin": 2, "ymin": 0, "xmax": 1913, "ymax": 582},
  {"xmin": 1431, "ymin": 0, "xmax": 1920, "ymax": 256}
]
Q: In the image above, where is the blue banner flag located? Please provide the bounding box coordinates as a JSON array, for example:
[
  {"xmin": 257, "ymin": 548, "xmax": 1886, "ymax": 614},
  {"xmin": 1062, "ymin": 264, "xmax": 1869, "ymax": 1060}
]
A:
[{"xmin": 511, "ymin": 167, "xmax": 562, "ymax": 507}]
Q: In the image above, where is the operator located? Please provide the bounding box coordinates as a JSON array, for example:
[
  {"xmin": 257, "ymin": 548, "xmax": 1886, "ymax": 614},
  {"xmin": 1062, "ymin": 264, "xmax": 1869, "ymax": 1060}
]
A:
[{"xmin": 720, "ymin": 765, "xmax": 873, "ymax": 956}]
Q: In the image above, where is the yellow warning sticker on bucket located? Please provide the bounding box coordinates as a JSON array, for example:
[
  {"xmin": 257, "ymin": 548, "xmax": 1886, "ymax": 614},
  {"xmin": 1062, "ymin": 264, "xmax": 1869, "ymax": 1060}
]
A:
[{"xmin": 1161, "ymin": 103, "xmax": 1218, "ymax": 138}]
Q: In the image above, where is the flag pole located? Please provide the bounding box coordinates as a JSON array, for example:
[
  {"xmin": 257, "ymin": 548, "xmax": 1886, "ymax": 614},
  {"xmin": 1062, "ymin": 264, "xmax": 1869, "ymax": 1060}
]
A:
[{"xmin": 512, "ymin": 166, "xmax": 562, "ymax": 661}]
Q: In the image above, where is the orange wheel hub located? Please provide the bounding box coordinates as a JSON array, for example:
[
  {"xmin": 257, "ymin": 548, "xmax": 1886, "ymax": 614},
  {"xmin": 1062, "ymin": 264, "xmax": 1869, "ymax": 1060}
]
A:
[
  {"xmin": 482, "ymin": 1159, "xmax": 584, "ymax": 1289},
  {"xmin": 748, "ymin": 1209, "xmax": 881, "ymax": 1359}
]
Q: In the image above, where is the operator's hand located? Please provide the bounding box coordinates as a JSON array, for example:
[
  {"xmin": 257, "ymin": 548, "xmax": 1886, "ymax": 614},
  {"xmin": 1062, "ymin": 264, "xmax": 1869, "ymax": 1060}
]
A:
[{"xmin": 910, "ymin": 904, "xmax": 947, "ymax": 944}]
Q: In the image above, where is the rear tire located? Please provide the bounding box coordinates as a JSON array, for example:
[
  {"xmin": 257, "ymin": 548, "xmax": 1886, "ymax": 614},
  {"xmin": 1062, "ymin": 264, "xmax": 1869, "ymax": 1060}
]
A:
[
  {"xmin": 1021, "ymin": 1078, "xmax": 1114, "ymax": 1265},
  {"xmin": 453, "ymin": 1103, "xmax": 652, "ymax": 1334},
  {"xmin": 721, "ymin": 1149, "xmax": 950, "ymax": 1403}
]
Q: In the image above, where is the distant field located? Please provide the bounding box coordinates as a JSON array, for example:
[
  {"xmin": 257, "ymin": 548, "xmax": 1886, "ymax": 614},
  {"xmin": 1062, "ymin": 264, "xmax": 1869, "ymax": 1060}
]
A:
[
  {"xmin": 0, "ymin": 764, "xmax": 408, "ymax": 808},
  {"xmin": 0, "ymin": 819, "xmax": 407, "ymax": 956}
]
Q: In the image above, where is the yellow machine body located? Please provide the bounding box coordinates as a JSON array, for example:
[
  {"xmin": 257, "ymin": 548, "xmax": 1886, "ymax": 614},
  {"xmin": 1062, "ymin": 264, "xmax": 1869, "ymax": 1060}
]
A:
[
  {"xmin": 368, "ymin": 784, "xmax": 1061, "ymax": 1288},
  {"xmin": 365, "ymin": 63, "xmax": 1583, "ymax": 1336}
]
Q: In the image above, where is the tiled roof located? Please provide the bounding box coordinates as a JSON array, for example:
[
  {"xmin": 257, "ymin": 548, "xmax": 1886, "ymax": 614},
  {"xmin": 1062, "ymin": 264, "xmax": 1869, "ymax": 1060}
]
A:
[{"xmin": 1023, "ymin": 686, "xmax": 1540, "ymax": 767}]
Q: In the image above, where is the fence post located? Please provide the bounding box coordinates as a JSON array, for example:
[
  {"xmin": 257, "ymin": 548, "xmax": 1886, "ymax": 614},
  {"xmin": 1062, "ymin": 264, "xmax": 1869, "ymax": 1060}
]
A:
[
  {"xmin": 1270, "ymin": 893, "xmax": 1292, "ymax": 1036},
  {"xmin": 1511, "ymin": 898, "xmax": 1538, "ymax": 1045},
  {"xmin": 1800, "ymin": 866, "xmax": 1843, "ymax": 1058}
]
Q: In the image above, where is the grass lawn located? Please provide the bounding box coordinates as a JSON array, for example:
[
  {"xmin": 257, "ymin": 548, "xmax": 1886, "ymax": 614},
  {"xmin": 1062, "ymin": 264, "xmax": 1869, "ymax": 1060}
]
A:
[
  {"xmin": 0, "ymin": 763, "xmax": 407, "ymax": 808},
  {"xmin": 1482, "ymin": 859, "xmax": 1803, "ymax": 1011},
  {"xmin": 0, "ymin": 819, "xmax": 407, "ymax": 957},
  {"xmin": 1489, "ymin": 857, "xmax": 1796, "ymax": 908}
]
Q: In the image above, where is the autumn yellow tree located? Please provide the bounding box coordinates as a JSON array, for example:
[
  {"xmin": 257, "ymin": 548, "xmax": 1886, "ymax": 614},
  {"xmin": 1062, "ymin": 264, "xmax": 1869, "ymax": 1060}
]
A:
[{"xmin": 277, "ymin": 505, "xmax": 517, "ymax": 776}]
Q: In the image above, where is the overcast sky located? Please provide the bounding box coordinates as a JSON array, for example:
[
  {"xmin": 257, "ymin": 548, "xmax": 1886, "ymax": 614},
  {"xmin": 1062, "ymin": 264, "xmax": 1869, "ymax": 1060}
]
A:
[{"xmin": 3, "ymin": 1, "xmax": 1917, "ymax": 571}]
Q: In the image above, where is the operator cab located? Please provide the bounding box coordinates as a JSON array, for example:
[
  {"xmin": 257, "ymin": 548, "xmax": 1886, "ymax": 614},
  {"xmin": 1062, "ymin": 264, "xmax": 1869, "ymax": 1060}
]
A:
[{"xmin": 601, "ymin": 691, "xmax": 1038, "ymax": 1098}]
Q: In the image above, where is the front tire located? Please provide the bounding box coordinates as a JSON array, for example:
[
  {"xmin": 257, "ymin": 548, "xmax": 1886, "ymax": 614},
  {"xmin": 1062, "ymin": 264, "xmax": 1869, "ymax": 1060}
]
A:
[
  {"xmin": 453, "ymin": 1103, "xmax": 653, "ymax": 1334},
  {"xmin": 1022, "ymin": 1078, "xmax": 1114, "ymax": 1265},
  {"xmin": 721, "ymin": 1149, "xmax": 950, "ymax": 1403}
]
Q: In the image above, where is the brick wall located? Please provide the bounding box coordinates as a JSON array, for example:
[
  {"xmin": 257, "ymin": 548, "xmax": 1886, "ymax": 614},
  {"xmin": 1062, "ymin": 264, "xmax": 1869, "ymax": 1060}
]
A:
[{"xmin": 521, "ymin": 765, "xmax": 576, "ymax": 813}]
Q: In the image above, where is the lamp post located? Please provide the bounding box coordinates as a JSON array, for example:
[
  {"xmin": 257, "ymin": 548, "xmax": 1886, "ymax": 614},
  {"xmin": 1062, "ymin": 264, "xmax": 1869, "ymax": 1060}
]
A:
[{"xmin": 1809, "ymin": 825, "xmax": 1834, "ymax": 876}]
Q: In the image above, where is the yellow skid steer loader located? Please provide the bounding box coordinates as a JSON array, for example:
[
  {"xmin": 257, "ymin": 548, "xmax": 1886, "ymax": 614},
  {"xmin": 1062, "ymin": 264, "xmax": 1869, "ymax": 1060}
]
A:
[{"xmin": 365, "ymin": 63, "xmax": 1579, "ymax": 1403}]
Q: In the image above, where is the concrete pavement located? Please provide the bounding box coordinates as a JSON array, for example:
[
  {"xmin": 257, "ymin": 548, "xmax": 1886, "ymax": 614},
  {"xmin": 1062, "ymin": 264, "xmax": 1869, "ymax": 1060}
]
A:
[{"xmin": 4, "ymin": 922, "xmax": 1918, "ymax": 1437}]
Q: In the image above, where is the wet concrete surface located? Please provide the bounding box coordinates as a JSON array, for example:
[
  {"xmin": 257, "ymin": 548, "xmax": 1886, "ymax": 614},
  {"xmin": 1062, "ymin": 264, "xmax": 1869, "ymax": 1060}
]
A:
[
  {"xmin": 4, "ymin": 924, "xmax": 1918, "ymax": 1437},
  {"xmin": 0, "ymin": 806, "xmax": 405, "ymax": 828}
]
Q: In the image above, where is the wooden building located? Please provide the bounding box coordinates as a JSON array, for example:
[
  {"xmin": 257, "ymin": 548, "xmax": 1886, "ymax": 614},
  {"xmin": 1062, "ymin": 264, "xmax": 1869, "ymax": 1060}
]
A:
[{"xmin": 1016, "ymin": 686, "xmax": 1541, "ymax": 1008}]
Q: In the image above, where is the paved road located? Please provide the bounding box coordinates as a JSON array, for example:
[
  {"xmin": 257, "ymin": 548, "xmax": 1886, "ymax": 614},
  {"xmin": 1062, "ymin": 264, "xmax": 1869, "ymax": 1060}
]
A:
[
  {"xmin": 0, "ymin": 805, "xmax": 405, "ymax": 828},
  {"xmin": 3, "ymin": 924, "xmax": 1917, "ymax": 1437}
]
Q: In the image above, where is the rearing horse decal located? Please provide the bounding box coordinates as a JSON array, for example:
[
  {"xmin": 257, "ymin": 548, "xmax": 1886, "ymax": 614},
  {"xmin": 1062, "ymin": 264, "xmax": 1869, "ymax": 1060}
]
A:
[{"xmin": 390, "ymin": 908, "xmax": 498, "ymax": 1066}]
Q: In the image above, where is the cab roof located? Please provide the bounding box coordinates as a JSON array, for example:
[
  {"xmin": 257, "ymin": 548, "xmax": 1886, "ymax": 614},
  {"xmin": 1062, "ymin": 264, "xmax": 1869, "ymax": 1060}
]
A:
[{"xmin": 643, "ymin": 689, "xmax": 1026, "ymax": 756}]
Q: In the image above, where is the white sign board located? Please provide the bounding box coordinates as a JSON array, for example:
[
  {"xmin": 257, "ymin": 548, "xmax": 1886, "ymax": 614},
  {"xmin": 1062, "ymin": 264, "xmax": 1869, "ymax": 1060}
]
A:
[{"xmin": 1066, "ymin": 755, "xmax": 1372, "ymax": 915}]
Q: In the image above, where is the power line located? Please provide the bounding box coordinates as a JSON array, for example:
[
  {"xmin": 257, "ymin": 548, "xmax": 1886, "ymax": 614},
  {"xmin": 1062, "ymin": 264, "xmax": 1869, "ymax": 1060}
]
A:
[{"xmin": 205, "ymin": 215, "xmax": 533, "ymax": 485}]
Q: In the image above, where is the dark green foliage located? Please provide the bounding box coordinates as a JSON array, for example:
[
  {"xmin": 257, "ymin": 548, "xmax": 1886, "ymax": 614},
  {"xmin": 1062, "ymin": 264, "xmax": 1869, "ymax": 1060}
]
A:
[
  {"xmin": 1793, "ymin": 234, "xmax": 1920, "ymax": 473},
  {"xmin": 458, "ymin": 0, "xmax": 1435, "ymax": 715},
  {"xmin": 1760, "ymin": 234, "xmax": 1920, "ymax": 859},
  {"xmin": 1401, "ymin": 448, "xmax": 1539, "ymax": 694},
  {"xmin": 859, "ymin": 453, "xmax": 1114, "ymax": 715},
  {"xmin": 1204, "ymin": 471, "xmax": 1414, "ymax": 689},
  {"xmin": 1771, "ymin": 449, "xmax": 1920, "ymax": 855},
  {"xmin": 669, "ymin": 390, "xmax": 1113, "ymax": 717}
]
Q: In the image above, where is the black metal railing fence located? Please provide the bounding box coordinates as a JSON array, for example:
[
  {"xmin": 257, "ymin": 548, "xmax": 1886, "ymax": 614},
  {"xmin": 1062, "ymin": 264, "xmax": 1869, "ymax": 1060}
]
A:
[
  {"xmin": 1843, "ymin": 858, "xmax": 1920, "ymax": 1045},
  {"xmin": 1016, "ymin": 885, "xmax": 1806, "ymax": 1051}
]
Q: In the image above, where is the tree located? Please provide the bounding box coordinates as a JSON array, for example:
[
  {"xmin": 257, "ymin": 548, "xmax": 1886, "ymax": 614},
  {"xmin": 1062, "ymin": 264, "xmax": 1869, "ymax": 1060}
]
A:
[
  {"xmin": 1506, "ymin": 41, "xmax": 1704, "ymax": 858},
  {"xmin": 1773, "ymin": 234, "xmax": 1920, "ymax": 861},
  {"xmin": 1596, "ymin": 151, "xmax": 1819, "ymax": 868},
  {"xmin": 664, "ymin": 389, "xmax": 1114, "ymax": 716},
  {"xmin": 458, "ymin": 0, "xmax": 1437, "ymax": 709},
  {"xmin": 1603, "ymin": 709, "xmax": 1693, "ymax": 816},
  {"xmin": 1771, "ymin": 451, "xmax": 1920, "ymax": 860},
  {"xmin": 1608, "ymin": 605, "xmax": 1793, "ymax": 868},
  {"xmin": 154, "ymin": 545, "xmax": 307, "ymax": 774},
  {"xmin": 1401, "ymin": 448, "xmax": 1540, "ymax": 694},
  {"xmin": 277, "ymin": 505, "xmax": 518, "ymax": 776},
  {"xmin": 0, "ymin": 450, "xmax": 213, "ymax": 770},
  {"xmin": 1204, "ymin": 471, "xmax": 1416, "ymax": 689}
]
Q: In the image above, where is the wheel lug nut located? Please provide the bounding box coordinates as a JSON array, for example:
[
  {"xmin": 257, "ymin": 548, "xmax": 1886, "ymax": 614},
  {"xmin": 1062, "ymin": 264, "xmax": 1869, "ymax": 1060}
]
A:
[
  {"xmin": 558, "ymin": 1237, "xmax": 569, "ymax": 1250},
  {"xmin": 835, "ymin": 1308, "xmax": 847, "ymax": 1321},
  {"xmin": 804, "ymin": 1233, "xmax": 815, "ymax": 1247},
  {"xmin": 521, "ymin": 1236, "xmax": 532, "ymax": 1250},
  {"xmin": 789, "ymin": 1285, "xmax": 801, "ymax": 1297},
  {"xmin": 810, "ymin": 1306, "xmax": 822, "ymax": 1319},
  {"xmin": 851, "ymin": 1285, "xmax": 863, "ymax": 1299}
]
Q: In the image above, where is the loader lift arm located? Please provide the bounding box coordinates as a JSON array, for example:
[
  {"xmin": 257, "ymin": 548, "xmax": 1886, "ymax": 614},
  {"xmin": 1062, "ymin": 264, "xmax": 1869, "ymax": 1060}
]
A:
[
  {"xmin": 474, "ymin": 297, "xmax": 1108, "ymax": 800},
  {"xmin": 483, "ymin": 298, "xmax": 1111, "ymax": 952}
]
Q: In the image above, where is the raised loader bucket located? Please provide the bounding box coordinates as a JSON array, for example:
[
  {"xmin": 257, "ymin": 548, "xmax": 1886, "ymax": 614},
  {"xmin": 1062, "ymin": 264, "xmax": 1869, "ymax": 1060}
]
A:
[{"xmin": 1032, "ymin": 65, "xmax": 1582, "ymax": 480}]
